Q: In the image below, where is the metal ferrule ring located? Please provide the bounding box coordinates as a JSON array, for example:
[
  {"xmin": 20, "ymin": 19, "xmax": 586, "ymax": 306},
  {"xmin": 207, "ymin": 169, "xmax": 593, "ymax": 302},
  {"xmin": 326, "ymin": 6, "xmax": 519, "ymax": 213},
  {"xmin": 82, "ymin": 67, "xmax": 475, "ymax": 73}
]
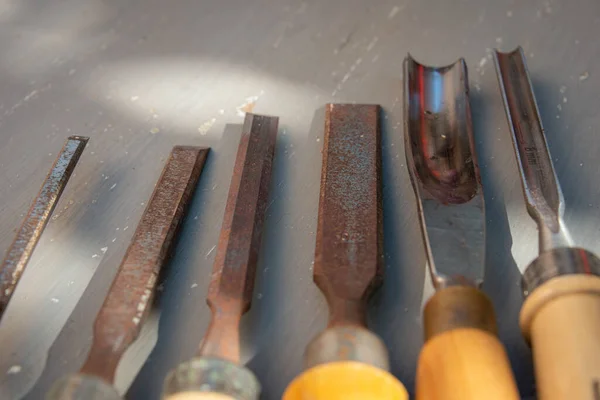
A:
[
  {"xmin": 304, "ymin": 325, "xmax": 390, "ymax": 371},
  {"xmin": 522, "ymin": 247, "xmax": 600, "ymax": 297},
  {"xmin": 162, "ymin": 357, "xmax": 260, "ymax": 400}
]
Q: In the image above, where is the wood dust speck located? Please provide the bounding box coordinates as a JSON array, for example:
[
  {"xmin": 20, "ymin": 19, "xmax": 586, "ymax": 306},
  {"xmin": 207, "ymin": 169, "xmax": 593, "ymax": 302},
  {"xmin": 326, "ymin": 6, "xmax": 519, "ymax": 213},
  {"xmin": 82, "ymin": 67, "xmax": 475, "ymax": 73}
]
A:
[
  {"xmin": 205, "ymin": 245, "xmax": 216, "ymax": 258},
  {"xmin": 6, "ymin": 365, "xmax": 21, "ymax": 375},
  {"xmin": 198, "ymin": 118, "xmax": 217, "ymax": 135},
  {"xmin": 236, "ymin": 95, "xmax": 261, "ymax": 117},
  {"xmin": 388, "ymin": 5, "xmax": 403, "ymax": 19}
]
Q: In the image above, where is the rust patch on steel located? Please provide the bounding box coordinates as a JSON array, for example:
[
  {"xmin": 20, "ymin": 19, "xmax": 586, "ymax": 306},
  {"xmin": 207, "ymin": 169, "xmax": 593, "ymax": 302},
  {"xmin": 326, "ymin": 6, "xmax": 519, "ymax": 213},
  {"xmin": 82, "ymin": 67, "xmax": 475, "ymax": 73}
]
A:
[
  {"xmin": 0, "ymin": 136, "xmax": 89, "ymax": 319},
  {"xmin": 199, "ymin": 113, "xmax": 278, "ymax": 363},
  {"xmin": 80, "ymin": 146, "xmax": 209, "ymax": 383},
  {"xmin": 314, "ymin": 104, "xmax": 383, "ymax": 327}
]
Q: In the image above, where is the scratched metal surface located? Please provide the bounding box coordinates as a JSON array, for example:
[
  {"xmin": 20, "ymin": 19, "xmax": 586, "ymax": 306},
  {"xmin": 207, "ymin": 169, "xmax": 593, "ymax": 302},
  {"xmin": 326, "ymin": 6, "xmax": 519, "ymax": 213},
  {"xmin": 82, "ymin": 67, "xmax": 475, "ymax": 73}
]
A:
[{"xmin": 0, "ymin": 0, "xmax": 598, "ymax": 399}]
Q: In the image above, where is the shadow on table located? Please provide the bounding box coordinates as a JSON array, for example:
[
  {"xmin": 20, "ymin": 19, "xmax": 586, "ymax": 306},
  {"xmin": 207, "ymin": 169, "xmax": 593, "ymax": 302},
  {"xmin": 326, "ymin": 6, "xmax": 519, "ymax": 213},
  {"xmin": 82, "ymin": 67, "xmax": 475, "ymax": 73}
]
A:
[
  {"xmin": 471, "ymin": 89, "xmax": 535, "ymax": 398},
  {"xmin": 369, "ymin": 106, "xmax": 426, "ymax": 396},
  {"xmin": 243, "ymin": 119, "xmax": 298, "ymax": 400}
]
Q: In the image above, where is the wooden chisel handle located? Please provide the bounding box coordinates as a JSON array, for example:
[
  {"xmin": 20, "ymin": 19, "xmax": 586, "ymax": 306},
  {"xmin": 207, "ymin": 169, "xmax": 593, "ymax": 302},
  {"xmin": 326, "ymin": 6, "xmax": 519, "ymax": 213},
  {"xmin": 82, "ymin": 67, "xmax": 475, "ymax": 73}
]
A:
[
  {"xmin": 520, "ymin": 274, "xmax": 600, "ymax": 400},
  {"xmin": 283, "ymin": 326, "xmax": 408, "ymax": 400},
  {"xmin": 284, "ymin": 361, "xmax": 407, "ymax": 400},
  {"xmin": 416, "ymin": 286, "xmax": 519, "ymax": 400}
]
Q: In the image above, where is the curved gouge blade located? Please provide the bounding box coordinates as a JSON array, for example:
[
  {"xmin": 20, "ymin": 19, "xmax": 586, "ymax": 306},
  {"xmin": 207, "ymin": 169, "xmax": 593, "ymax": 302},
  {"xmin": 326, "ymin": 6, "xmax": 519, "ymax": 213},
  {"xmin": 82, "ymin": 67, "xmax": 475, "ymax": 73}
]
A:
[
  {"xmin": 283, "ymin": 105, "xmax": 408, "ymax": 400},
  {"xmin": 495, "ymin": 48, "xmax": 600, "ymax": 400},
  {"xmin": 405, "ymin": 56, "xmax": 519, "ymax": 400},
  {"xmin": 493, "ymin": 47, "xmax": 572, "ymax": 253},
  {"xmin": 0, "ymin": 136, "xmax": 88, "ymax": 320},
  {"xmin": 200, "ymin": 113, "xmax": 278, "ymax": 363},
  {"xmin": 404, "ymin": 55, "xmax": 485, "ymax": 289},
  {"xmin": 163, "ymin": 114, "xmax": 277, "ymax": 400},
  {"xmin": 77, "ymin": 146, "xmax": 208, "ymax": 385}
]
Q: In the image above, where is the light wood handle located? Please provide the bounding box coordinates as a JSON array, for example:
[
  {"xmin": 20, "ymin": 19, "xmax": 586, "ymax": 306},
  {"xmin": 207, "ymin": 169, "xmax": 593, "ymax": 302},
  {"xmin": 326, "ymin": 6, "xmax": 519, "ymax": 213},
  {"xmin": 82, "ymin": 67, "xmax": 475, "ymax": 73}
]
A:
[
  {"xmin": 416, "ymin": 286, "xmax": 519, "ymax": 400},
  {"xmin": 520, "ymin": 274, "xmax": 600, "ymax": 400},
  {"xmin": 416, "ymin": 328, "xmax": 519, "ymax": 400}
]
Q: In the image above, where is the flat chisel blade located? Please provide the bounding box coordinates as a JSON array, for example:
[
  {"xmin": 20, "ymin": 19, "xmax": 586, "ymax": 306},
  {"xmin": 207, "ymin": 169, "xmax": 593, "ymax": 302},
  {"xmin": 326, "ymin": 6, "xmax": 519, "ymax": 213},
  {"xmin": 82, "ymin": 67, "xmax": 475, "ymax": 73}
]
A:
[
  {"xmin": 0, "ymin": 136, "xmax": 88, "ymax": 319},
  {"xmin": 200, "ymin": 113, "xmax": 278, "ymax": 363},
  {"xmin": 314, "ymin": 103, "xmax": 383, "ymax": 327},
  {"xmin": 79, "ymin": 146, "xmax": 209, "ymax": 383}
]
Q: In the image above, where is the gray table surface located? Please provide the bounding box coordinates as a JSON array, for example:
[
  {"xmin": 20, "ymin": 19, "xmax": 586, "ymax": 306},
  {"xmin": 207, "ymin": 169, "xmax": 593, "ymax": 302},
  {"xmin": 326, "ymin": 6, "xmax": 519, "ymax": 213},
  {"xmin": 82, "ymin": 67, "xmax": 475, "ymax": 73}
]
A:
[{"xmin": 0, "ymin": 0, "xmax": 599, "ymax": 398}]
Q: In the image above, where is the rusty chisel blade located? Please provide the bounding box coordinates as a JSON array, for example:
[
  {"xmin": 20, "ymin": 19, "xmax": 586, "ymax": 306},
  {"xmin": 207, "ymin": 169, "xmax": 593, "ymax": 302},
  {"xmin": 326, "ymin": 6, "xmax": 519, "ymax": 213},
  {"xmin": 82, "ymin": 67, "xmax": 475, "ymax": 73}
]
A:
[
  {"xmin": 79, "ymin": 146, "xmax": 209, "ymax": 383},
  {"xmin": 289, "ymin": 103, "xmax": 401, "ymax": 400},
  {"xmin": 314, "ymin": 104, "xmax": 383, "ymax": 328},
  {"xmin": 199, "ymin": 113, "xmax": 278, "ymax": 363},
  {"xmin": 0, "ymin": 136, "xmax": 88, "ymax": 319}
]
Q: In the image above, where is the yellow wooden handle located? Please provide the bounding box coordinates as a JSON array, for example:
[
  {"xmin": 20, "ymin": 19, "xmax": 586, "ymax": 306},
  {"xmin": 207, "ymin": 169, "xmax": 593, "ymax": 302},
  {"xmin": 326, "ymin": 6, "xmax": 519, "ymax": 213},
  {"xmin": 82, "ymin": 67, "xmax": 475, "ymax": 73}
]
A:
[
  {"xmin": 416, "ymin": 328, "xmax": 519, "ymax": 400},
  {"xmin": 164, "ymin": 393, "xmax": 235, "ymax": 400},
  {"xmin": 520, "ymin": 274, "xmax": 600, "ymax": 400},
  {"xmin": 417, "ymin": 286, "xmax": 519, "ymax": 400},
  {"xmin": 283, "ymin": 361, "xmax": 408, "ymax": 400}
]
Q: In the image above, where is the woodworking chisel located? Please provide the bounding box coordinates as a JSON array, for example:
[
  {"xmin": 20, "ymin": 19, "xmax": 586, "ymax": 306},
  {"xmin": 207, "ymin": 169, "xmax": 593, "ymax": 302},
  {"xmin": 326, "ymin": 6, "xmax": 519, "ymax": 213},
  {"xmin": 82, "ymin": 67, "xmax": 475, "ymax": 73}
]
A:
[
  {"xmin": 48, "ymin": 146, "xmax": 209, "ymax": 399},
  {"xmin": 284, "ymin": 104, "xmax": 408, "ymax": 400},
  {"xmin": 163, "ymin": 114, "xmax": 278, "ymax": 400},
  {"xmin": 495, "ymin": 47, "xmax": 600, "ymax": 400},
  {"xmin": 0, "ymin": 136, "xmax": 88, "ymax": 321},
  {"xmin": 404, "ymin": 55, "xmax": 519, "ymax": 400}
]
